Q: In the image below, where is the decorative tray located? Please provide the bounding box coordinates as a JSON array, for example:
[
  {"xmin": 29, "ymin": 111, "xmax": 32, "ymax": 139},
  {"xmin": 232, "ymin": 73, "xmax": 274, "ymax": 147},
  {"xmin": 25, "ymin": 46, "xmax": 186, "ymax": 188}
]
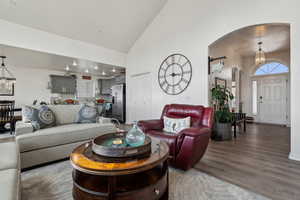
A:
[{"xmin": 92, "ymin": 132, "xmax": 152, "ymax": 158}]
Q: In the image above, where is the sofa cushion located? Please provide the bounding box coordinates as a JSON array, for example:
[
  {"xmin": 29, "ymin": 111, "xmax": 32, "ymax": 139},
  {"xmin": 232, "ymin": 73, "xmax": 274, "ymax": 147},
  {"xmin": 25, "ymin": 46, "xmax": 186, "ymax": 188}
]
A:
[
  {"xmin": 15, "ymin": 121, "xmax": 34, "ymax": 136},
  {"xmin": 22, "ymin": 105, "xmax": 36, "ymax": 123},
  {"xmin": 47, "ymin": 105, "xmax": 81, "ymax": 125},
  {"xmin": 22, "ymin": 105, "xmax": 56, "ymax": 130},
  {"xmin": 75, "ymin": 104, "xmax": 98, "ymax": 123},
  {"xmin": 0, "ymin": 139, "xmax": 20, "ymax": 170},
  {"xmin": 17, "ymin": 123, "xmax": 116, "ymax": 152},
  {"xmin": 0, "ymin": 169, "xmax": 20, "ymax": 200}
]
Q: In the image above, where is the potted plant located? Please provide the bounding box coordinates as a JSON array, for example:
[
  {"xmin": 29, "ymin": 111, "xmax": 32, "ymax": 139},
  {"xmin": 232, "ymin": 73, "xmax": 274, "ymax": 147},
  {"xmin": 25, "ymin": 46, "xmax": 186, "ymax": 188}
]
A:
[{"xmin": 211, "ymin": 85, "xmax": 234, "ymax": 140}]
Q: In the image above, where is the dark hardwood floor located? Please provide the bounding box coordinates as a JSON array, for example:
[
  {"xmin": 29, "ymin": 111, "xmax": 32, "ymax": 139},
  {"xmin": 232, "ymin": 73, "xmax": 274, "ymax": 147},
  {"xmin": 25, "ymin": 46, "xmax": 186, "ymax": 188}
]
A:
[{"xmin": 194, "ymin": 123, "xmax": 300, "ymax": 200}]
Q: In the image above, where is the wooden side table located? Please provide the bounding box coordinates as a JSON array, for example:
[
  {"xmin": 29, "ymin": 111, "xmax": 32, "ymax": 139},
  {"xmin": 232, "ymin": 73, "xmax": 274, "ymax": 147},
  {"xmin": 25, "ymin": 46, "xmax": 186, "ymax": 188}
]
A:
[
  {"xmin": 232, "ymin": 112, "xmax": 246, "ymax": 138},
  {"xmin": 70, "ymin": 137, "xmax": 169, "ymax": 200}
]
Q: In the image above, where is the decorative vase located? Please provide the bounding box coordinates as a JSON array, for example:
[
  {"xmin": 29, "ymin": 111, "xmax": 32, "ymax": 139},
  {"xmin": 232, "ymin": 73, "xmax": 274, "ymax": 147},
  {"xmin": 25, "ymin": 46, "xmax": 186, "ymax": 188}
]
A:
[{"xmin": 126, "ymin": 121, "xmax": 145, "ymax": 147}]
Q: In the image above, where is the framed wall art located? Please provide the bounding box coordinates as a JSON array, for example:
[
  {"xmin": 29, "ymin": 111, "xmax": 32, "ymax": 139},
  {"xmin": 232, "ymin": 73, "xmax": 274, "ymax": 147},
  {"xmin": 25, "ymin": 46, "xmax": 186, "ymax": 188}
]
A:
[{"xmin": 215, "ymin": 77, "xmax": 227, "ymax": 89}]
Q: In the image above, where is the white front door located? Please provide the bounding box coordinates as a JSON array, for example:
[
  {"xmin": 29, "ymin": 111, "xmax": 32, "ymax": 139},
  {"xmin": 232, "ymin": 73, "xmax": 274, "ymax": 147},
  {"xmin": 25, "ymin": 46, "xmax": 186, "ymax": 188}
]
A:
[{"xmin": 256, "ymin": 75, "xmax": 287, "ymax": 124}]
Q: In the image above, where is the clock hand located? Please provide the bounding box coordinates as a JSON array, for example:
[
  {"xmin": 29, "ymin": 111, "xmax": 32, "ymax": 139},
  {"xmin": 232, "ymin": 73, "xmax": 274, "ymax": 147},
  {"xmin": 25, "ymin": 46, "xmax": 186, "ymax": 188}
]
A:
[
  {"xmin": 165, "ymin": 73, "xmax": 176, "ymax": 77},
  {"xmin": 172, "ymin": 65, "xmax": 174, "ymax": 86},
  {"xmin": 165, "ymin": 73, "xmax": 181, "ymax": 77},
  {"xmin": 169, "ymin": 73, "xmax": 181, "ymax": 77}
]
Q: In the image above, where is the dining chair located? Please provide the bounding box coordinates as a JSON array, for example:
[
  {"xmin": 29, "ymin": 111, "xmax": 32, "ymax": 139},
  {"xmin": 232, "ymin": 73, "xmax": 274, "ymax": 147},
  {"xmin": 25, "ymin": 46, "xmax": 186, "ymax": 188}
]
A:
[{"xmin": 0, "ymin": 100, "xmax": 15, "ymax": 134}]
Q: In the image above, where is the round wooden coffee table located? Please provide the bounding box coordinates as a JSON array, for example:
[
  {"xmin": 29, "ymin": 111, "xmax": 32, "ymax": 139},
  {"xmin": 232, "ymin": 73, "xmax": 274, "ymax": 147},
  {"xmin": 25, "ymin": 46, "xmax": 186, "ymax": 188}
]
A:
[{"xmin": 70, "ymin": 136, "xmax": 169, "ymax": 200}]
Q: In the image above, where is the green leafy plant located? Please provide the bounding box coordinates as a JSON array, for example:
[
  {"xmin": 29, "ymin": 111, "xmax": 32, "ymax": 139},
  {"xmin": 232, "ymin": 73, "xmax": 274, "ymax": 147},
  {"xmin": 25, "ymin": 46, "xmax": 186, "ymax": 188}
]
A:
[{"xmin": 211, "ymin": 85, "xmax": 234, "ymax": 123}]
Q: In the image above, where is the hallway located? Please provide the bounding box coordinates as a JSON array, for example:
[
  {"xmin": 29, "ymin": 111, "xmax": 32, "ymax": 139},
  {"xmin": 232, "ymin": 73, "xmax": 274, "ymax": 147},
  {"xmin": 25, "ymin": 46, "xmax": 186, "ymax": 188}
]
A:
[{"xmin": 195, "ymin": 123, "xmax": 299, "ymax": 200}]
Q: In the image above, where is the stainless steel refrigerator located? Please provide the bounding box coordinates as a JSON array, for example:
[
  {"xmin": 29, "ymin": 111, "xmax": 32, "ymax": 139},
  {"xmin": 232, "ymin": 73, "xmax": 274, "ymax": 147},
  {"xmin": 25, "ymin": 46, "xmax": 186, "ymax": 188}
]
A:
[{"xmin": 111, "ymin": 84, "xmax": 126, "ymax": 123}]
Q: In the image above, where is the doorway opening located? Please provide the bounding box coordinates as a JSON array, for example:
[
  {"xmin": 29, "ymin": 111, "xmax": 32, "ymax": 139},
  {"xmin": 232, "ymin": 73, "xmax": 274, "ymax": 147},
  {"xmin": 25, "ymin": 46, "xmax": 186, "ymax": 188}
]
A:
[
  {"xmin": 208, "ymin": 23, "xmax": 290, "ymax": 126},
  {"xmin": 199, "ymin": 23, "xmax": 295, "ymax": 199}
]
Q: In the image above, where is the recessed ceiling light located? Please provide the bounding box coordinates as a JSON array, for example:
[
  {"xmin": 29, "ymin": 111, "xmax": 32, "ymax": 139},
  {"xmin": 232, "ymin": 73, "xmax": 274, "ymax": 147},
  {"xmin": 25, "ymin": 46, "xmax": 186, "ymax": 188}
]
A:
[
  {"xmin": 85, "ymin": 69, "xmax": 89, "ymax": 73},
  {"xmin": 102, "ymin": 71, "xmax": 106, "ymax": 75},
  {"xmin": 72, "ymin": 60, "xmax": 78, "ymax": 66},
  {"xmin": 112, "ymin": 68, "xmax": 116, "ymax": 72},
  {"xmin": 65, "ymin": 65, "xmax": 70, "ymax": 71},
  {"xmin": 94, "ymin": 65, "xmax": 99, "ymax": 70}
]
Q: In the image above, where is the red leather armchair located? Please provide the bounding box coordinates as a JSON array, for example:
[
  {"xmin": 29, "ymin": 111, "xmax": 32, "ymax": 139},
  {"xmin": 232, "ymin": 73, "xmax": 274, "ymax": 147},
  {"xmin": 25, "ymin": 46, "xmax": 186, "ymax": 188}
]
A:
[{"xmin": 138, "ymin": 104, "xmax": 214, "ymax": 170}]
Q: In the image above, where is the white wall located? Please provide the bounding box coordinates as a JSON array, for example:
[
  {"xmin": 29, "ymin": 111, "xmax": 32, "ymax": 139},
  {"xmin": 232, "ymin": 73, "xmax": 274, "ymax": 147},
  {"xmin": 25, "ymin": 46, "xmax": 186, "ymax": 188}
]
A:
[
  {"xmin": 1, "ymin": 66, "xmax": 108, "ymax": 108},
  {"xmin": 1, "ymin": 66, "xmax": 65, "ymax": 107},
  {"xmin": 126, "ymin": 0, "xmax": 300, "ymax": 160},
  {"xmin": 209, "ymin": 44, "xmax": 243, "ymax": 110},
  {"xmin": 0, "ymin": 19, "xmax": 126, "ymax": 67}
]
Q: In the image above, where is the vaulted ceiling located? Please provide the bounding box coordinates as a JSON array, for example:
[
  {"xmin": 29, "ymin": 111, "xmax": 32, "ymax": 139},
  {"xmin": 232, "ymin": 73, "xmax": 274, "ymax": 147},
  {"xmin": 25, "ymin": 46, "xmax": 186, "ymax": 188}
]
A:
[{"xmin": 0, "ymin": 0, "xmax": 168, "ymax": 53}]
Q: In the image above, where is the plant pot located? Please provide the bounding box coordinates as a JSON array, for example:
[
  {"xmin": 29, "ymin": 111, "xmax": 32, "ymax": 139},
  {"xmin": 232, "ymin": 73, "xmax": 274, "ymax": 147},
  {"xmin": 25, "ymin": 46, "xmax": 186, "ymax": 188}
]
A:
[{"xmin": 212, "ymin": 122, "xmax": 232, "ymax": 141}]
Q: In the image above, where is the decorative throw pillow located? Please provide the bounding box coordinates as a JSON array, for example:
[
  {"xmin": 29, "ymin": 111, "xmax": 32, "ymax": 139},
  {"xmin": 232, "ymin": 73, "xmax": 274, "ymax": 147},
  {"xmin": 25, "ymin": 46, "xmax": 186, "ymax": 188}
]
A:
[
  {"xmin": 22, "ymin": 105, "xmax": 56, "ymax": 130},
  {"xmin": 22, "ymin": 105, "xmax": 37, "ymax": 123},
  {"xmin": 75, "ymin": 104, "xmax": 98, "ymax": 123},
  {"xmin": 163, "ymin": 116, "xmax": 191, "ymax": 134}
]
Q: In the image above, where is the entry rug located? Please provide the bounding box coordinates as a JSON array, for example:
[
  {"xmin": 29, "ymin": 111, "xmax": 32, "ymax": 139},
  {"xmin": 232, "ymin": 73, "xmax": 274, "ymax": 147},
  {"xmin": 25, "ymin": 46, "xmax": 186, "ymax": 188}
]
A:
[{"xmin": 21, "ymin": 161, "xmax": 269, "ymax": 200}]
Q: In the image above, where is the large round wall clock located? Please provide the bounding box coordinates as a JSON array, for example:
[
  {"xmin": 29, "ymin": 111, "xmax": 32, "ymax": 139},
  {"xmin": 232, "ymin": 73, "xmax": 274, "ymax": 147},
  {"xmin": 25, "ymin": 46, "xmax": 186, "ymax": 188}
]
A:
[{"xmin": 158, "ymin": 54, "xmax": 192, "ymax": 95}]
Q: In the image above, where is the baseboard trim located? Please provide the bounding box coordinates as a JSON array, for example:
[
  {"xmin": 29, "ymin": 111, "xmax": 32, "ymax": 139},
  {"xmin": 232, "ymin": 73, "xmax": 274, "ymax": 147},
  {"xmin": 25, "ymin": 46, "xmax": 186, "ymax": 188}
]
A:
[{"xmin": 289, "ymin": 152, "xmax": 300, "ymax": 161}]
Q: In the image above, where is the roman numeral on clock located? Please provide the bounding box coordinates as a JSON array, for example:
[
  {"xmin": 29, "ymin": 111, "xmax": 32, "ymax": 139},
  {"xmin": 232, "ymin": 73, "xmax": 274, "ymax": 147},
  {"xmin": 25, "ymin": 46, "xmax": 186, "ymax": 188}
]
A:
[
  {"xmin": 182, "ymin": 78, "xmax": 189, "ymax": 83},
  {"xmin": 183, "ymin": 71, "xmax": 191, "ymax": 75},
  {"xmin": 171, "ymin": 55, "xmax": 175, "ymax": 64},
  {"xmin": 172, "ymin": 85, "xmax": 175, "ymax": 94},
  {"xmin": 165, "ymin": 85, "xmax": 170, "ymax": 92},
  {"xmin": 178, "ymin": 84, "xmax": 183, "ymax": 91}
]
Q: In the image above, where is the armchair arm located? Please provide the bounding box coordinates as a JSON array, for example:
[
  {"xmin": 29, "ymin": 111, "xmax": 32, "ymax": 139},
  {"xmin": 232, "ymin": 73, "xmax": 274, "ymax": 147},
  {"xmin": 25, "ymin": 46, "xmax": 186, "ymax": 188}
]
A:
[
  {"xmin": 15, "ymin": 121, "xmax": 34, "ymax": 136},
  {"xmin": 175, "ymin": 126, "xmax": 211, "ymax": 170},
  {"xmin": 138, "ymin": 119, "xmax": 163, "ymax": 132},
  {"xmin": 178, "ymin": 127, "xmax": 211, "ymax": 137}
]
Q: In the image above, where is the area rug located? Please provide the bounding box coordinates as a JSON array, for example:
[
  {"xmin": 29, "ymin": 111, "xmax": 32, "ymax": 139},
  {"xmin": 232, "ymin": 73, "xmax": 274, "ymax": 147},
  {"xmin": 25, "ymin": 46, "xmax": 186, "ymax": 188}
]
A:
[{"xmin": 21, "ymin": 161, "xmax": 269, "ymax": 200}]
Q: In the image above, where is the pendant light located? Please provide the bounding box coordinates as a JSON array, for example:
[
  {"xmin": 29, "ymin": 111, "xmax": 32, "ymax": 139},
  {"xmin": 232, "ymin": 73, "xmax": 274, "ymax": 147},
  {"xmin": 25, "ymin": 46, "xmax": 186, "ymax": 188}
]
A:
[
  {"xmin": 0, "ymin": 56, "xmax": 16, "ymax": 89},
  {"xmin": 72, "ymin": 60, "xmax": 78, "ymax": 66},
  {"xmin": 255, "ymin": 42, "xmax": 266, "ymax": 65}
]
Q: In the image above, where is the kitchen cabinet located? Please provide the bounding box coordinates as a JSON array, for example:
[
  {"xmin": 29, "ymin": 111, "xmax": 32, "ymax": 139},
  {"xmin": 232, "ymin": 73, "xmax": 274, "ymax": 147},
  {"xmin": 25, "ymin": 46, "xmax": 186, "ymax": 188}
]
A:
[
  {"xmin": 50, "ymin": 75, "xmax": 76, "ymax": 94},
  {"xmin": 99, "ymin": 79, "xmax": 113, "ymax": 95},
  {"xmin": 99, "ymin": 75, "xmax": 125, "ymax": 95},
  {"xmin": 115, "ymin": 75, "xmax": 125, "ymax": 84}
]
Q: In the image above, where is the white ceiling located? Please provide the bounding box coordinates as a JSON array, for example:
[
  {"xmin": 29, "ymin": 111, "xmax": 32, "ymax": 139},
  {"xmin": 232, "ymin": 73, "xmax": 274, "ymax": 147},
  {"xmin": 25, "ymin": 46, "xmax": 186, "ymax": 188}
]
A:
[
  {"xmin": 0, "ymin": 44, "xmax": 125, "ymax": 77},
  {"xmin": 210, "ymin": 23, "xmax": 290, "ymax": 57},
  {"xmin": 0, "ymin": 0, "xmax": 168, "ymax": 53}
]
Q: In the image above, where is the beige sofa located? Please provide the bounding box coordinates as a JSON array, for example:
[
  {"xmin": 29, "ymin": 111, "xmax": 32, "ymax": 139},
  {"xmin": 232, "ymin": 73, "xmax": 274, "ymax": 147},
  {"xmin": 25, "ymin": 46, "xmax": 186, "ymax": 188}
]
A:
[
  {"xmin": 15, "ymin": 105, "xmax": 117, "ymax": 169},
  {"xmin": 0, "ymin": 137, "xmax": 21, "ymax": 200}
]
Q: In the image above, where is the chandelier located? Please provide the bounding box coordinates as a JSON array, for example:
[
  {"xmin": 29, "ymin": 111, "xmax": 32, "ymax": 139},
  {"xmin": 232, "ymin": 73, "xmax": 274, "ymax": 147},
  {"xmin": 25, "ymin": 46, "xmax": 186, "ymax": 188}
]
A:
[
  {"xmin": 0, "ymin": 56, "xmax": 16, "ymax": 91},
  {"xmin": 255, "ymin": 42, "xmax": 266, "ymax": 65}
]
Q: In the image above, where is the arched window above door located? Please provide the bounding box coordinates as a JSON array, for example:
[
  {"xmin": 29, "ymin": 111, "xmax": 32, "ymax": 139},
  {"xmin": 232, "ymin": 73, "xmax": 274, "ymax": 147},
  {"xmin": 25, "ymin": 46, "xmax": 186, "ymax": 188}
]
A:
[{"xmin": 254, "ymin": 62, "xmax": 289, "ymax": 75}]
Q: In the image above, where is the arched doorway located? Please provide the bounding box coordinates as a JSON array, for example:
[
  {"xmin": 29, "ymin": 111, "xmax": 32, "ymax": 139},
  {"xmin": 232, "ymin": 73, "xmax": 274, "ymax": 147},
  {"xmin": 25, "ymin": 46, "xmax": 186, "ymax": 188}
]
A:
[
  {"xmin": 208, "ymin": 23, "xmax": 290, "ymax": 126},
  {"xmin": 198, "ymin": 23, "xmax": 297, "ymax": 200}
]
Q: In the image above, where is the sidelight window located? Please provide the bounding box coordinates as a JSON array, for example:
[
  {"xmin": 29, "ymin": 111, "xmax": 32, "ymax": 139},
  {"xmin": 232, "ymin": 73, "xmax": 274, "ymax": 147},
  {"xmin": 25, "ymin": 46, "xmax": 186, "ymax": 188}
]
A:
[{"xmin": 252, "ymin": 80, "xmax": 257, "ymax": 115}]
